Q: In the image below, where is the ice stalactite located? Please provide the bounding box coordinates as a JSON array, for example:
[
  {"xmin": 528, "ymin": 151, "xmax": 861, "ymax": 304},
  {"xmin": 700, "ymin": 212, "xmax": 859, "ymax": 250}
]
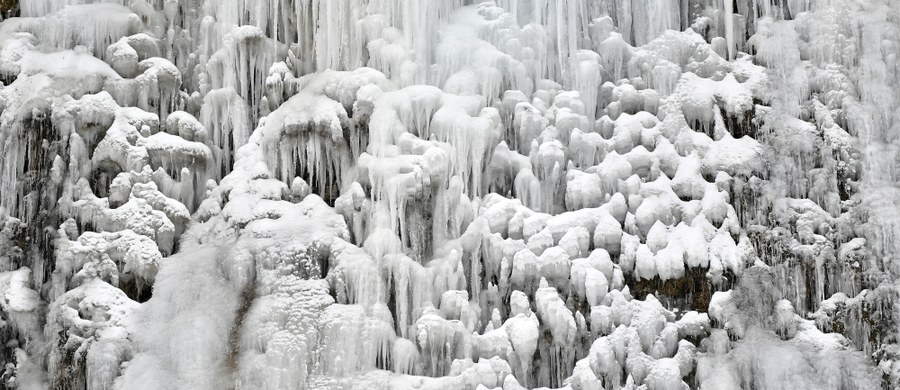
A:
[
  {"xmin": 199, "ymin": 88, "xmax": 250, "ymax": 179},
  {"xmin": 206, "ymin": 26, "xmax": 277, "ymax": 124}
]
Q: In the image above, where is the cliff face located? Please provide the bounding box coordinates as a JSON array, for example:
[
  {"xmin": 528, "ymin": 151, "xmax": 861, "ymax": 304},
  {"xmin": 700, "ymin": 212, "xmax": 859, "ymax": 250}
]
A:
[
  {"xmin": 0, "ymin": 1, "xmax": 898, "ymax": 389},
  {"xmin": 0, "ymin": 1, "xmax": 15, "ymax": 18}
]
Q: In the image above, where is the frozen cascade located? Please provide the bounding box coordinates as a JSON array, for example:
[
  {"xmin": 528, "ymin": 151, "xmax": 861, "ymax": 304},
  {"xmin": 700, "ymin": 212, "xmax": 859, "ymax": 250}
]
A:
[{"xmin": 0, "ymin": 0, "xmax": 899, "ymax": 389}]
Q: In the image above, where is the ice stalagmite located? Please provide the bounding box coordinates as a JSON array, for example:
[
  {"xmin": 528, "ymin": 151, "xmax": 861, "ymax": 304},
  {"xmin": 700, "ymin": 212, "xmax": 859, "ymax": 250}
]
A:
[{"xmin": 0, "ymin": 0, "xmax": 898, "ymax": 389}]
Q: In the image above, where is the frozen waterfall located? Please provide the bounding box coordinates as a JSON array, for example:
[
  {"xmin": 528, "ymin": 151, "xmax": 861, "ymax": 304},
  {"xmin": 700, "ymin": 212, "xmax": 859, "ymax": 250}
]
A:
[{"xmin": 0, "ymin": 0, "xmax": 899, "ymax": 389}]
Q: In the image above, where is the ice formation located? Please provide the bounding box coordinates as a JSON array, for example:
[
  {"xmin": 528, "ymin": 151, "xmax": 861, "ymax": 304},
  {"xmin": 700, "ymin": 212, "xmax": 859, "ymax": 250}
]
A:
[{"xmin": 0, "ymin": 0, "xmax": 898, "ymax": 389}]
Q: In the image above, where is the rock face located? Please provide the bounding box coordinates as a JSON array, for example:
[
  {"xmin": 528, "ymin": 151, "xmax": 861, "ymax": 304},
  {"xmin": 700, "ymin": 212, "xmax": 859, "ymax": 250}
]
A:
[{"xmin": 0, "ymin": 1, "xmax": 898, "ymax": 389}]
